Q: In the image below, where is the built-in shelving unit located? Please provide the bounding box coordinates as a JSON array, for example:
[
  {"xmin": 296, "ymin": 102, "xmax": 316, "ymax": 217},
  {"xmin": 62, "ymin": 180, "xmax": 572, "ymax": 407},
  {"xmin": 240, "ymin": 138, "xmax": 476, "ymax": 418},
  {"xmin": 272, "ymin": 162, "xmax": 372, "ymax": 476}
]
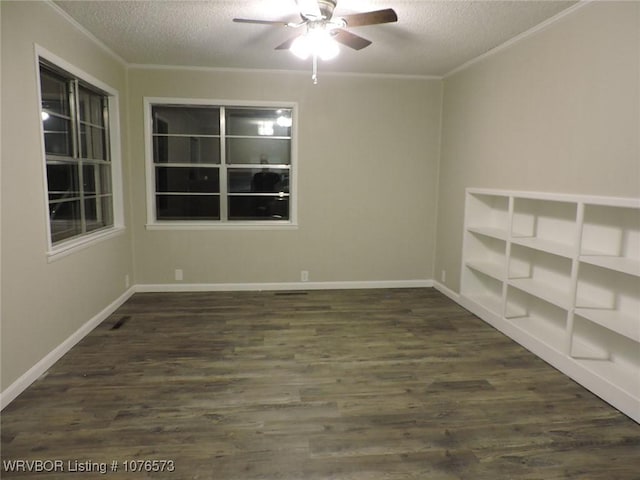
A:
[{"xmin": 460, "ymin": 188, "xmax": 640, "ymax": 423}]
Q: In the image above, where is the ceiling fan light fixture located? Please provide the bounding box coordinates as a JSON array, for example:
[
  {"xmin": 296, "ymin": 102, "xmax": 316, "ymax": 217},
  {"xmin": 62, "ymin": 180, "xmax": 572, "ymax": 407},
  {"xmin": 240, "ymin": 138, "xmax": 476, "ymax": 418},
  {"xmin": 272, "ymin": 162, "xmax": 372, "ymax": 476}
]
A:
[
  {"xmin": 290, "ymin": 28, "xmax": 339, "ymax": 61},
  {"xmin": 290, "ymin": 34, "xmax": 311, "ymax": 60}
]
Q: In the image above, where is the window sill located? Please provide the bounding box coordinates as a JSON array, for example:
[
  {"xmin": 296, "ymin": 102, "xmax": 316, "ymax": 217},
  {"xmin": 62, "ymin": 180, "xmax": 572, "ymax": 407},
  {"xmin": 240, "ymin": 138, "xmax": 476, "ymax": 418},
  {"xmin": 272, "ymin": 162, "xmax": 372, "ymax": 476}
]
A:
[
  {"xmin": 47, "ymin": 226, "xmax": 126, "ymax": 262},
  {"xmin": 145, "ymin": 221, "xmax": 298, "ymax": 231}
]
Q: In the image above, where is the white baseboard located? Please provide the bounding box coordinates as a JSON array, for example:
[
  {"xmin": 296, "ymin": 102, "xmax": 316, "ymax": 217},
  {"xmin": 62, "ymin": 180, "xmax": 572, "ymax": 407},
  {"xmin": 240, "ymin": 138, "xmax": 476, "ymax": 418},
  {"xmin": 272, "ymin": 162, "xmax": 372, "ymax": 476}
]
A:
[
  {"xmin": 433, "ymin": 280, "xmax": 460, "ymax": 302},
  {"xmin": 136, "ymin": 279, "xmax": 433, "ymax": 293},
  {"xmin": 0, "ymin": 286, "xmax": 136, "ymax": 410}
]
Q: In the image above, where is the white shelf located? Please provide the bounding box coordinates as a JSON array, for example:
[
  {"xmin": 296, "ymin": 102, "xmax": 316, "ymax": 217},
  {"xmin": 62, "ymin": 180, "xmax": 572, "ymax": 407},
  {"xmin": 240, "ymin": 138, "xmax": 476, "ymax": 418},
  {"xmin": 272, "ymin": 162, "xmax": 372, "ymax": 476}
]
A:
[
  {"xmin": 461, "ymin": 188, "xmax": 640, "ymax": 423},
  {"xmin": 579, "ymin": 255, "xmax": 640, "ymax": 277},
  {"xmin": 581, "ymin": 204, "xmax": 640, "ymax": 262},
  {"xmin": 467, "ymin": 226, "xmax": 508, "ymax": 241},
  {"xmin": 466, "ymin": 260, "xmax": 505, "ymax": 282},
  {"xmin": 511, "ymin": 236, "xmax": 575, "ymax": 259},
  {"xmin": 509, "ymin": 278, "xmax": 572, "ymax": 310},
  {"xmin": 512, "ymin": 197, "xmax": 578, "ymax": 257},
  {"xmin": 575, "ymin": 308, "xmax": 640, "ymax": 343}
]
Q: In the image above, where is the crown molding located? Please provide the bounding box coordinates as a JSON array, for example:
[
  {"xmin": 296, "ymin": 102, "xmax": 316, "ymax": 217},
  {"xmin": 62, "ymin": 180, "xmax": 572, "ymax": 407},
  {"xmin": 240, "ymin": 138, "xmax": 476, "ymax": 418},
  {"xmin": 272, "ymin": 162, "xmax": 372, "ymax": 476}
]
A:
[
  {"xmin": 45, "ymin": 0, "xmax": 128, "ymax": 67},
  {"xmin": 127, "ymin": 63, "xmax": 442, "ymax": 81},
  {"xmin": 444, "ymin": 0, "xmax": 592, "ymax": 78}
]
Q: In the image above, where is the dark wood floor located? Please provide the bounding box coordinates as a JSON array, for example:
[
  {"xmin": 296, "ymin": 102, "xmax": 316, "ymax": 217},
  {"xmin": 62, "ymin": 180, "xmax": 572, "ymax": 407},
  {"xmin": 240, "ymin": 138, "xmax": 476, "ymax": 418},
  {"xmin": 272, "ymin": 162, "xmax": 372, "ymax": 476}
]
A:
[{"xmin": 2, "ymin": 288, "xmax": 639, "ymax": 479}]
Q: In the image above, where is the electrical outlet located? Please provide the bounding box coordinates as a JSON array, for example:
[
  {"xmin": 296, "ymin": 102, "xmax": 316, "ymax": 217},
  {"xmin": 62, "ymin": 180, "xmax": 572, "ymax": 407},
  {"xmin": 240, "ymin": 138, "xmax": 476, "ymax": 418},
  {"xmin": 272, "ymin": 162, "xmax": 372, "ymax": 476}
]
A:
[
  {"xmin": 125, "ymin": 274, "xmax": 130, "ymax": 289},
  {"xmin": 175, "ymin": 269, "xmax": 183, "ymax": 281},
  {"xmin": 441, "ymin": 270, "xmax": 447, "ymax": 283},
  {"xmin": 301, "ymin": 270, "xmax": 309, "ymax": 282}
]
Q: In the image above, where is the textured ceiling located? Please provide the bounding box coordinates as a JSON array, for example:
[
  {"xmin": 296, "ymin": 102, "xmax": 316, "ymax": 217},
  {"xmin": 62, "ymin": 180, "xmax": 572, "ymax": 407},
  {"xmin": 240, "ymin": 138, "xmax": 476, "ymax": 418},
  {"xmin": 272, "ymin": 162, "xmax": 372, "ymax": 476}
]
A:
[{"xmin": 54, "ymin": 0, "xmax": 578, "ymax": 77}]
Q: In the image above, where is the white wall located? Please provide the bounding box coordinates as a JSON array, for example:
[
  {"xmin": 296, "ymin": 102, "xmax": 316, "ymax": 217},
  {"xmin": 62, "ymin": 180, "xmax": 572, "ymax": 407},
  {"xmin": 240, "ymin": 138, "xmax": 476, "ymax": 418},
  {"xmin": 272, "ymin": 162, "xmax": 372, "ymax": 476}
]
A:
[
  {"xmin": 1, "ymin": 1, "xmax": 134, "ymax": 395},
  {"xmin": 128, "ymin": 68, "xmax": 442, "ymax": 286},
  {"xmin": 435, "ymin": 1, "xmax": 640, "ymax": 293}
]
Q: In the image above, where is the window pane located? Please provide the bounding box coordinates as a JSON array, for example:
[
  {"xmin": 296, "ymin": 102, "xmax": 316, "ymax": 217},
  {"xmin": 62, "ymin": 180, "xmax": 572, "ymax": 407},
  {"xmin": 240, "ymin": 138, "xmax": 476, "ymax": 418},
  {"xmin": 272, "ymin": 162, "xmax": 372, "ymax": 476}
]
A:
[
  {"xmin": 99, "ymin": 164, "xmax": 112, "ymax": 193},
  {"xmin": 83, "ymin": 164, "xmax": 97, "ymax": 194},
  {"xmin": 85, "ymin": 196, "xmax": 113, "ymax": 232},
  {"xmin": 228, "ymin": 196, "xmax": 289, "ymax": 220},
  {"xmin": 101, "ymin": 195, "xmax": 114, "ymax": 227},
  {"xmin": 153, "ymin": 136, "xmax": 220, "ymax": 164},
  {"xmin": 40, "ymin": 70, "xmax": 70, "ymax": 117},
  {"xmin": 92, "ymin": 126, "xmax": 107, "ymax": 160},
  {"xmin": 156, "ymin": 195, "xmax": 220, "ymax": 220},
  {"xmin": 80, "ymin": 124, "xmax": 107, "ymax": 160},
  {"xmin": 226, "ymin": 138, "xmax": 291, "ymax": 165},
  {"xmin": 152, "ymin": 106, "xmax": 220, "ymax": 135},
  {"xmin": 47, "ymin": 163, "xmax": 79, "ymax": 200},
  {"xmin": 155, "ymin": 166, "xmax": 219, "ymax": 193},
  {"xmin": 228, "ymin": 168, "xmax": 289, "ymax": 193},
  {"xmin": 49, "ymin": 200, "xmax": 82, "ymax": 242},
  {"xmin": 226, "ymin": 108, "xmax": 291, "ymax": 137},
  {"xmin": 78, "ymin": 87, "xmax": 105, "ymax": 126},
  {"xmin": 43, "ymin": 115, "xmax": 72, "ymax": 156}
]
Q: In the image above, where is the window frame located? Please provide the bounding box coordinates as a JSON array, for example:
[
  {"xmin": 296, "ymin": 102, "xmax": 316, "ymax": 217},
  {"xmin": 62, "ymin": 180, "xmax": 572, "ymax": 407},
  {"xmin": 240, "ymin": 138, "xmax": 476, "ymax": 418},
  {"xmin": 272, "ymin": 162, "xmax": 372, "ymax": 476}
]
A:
[
  {"xmin": 144, "ymin": 97, "xmax": 298, "ymax": 230},
  {"xmin": 36, "ymin": 46, "xmax": 125, "ymax": 261}
]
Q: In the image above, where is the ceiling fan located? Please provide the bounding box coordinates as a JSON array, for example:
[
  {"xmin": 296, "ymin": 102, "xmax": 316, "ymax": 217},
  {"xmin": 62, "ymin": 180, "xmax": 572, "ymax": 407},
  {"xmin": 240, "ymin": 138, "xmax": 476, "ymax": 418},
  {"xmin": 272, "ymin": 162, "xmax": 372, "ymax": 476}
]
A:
[{"xmin": 233, "ymin": 0, "xmax": 398, "ymax": 83}]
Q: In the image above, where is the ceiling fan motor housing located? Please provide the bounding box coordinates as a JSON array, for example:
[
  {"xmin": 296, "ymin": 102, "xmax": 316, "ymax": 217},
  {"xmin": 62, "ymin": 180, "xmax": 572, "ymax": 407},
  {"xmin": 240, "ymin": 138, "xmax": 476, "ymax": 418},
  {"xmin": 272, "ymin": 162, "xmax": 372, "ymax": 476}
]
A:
[{"xmin": 318, "ymin": 0, "xmax": 338, "ymax": 20}]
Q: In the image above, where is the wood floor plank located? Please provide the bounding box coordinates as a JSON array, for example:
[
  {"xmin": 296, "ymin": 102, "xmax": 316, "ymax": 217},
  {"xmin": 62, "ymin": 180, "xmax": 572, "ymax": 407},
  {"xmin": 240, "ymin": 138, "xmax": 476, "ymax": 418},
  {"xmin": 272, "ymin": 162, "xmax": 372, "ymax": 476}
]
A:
[{"xmin": 2, "ymin": 288, "xmax": 639, "ymax": 479}]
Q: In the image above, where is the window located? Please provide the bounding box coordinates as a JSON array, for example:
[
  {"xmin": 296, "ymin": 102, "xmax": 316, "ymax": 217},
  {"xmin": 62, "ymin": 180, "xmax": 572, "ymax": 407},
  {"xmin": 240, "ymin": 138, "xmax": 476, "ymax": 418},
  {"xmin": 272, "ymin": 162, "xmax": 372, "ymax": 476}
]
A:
[
  {"xmin": 146, "ymin": 100, "xmax": 295, "ymax": 226},
  {"xmin": 39, "ymin": 58, "xmax": 120, "ymax": 249}
]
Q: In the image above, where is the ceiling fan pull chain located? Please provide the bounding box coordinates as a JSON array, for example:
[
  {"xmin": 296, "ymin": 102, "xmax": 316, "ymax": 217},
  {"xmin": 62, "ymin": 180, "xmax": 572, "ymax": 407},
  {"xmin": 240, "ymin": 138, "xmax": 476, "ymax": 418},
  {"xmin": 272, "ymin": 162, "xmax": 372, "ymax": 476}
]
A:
[{"xmin": 312, "ymin": 53, "xmax": 319, "ymax": 84}]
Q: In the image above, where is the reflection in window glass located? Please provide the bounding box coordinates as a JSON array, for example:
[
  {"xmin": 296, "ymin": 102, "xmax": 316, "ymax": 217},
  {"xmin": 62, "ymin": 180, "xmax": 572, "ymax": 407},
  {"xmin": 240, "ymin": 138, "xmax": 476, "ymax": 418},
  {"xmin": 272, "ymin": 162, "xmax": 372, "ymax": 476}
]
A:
[
  {"xmin": 83, "ymin": 164, "xmax": 97, "ymax": 194},
  {"xmin": 152, "ymin": 106, "xmax": 220, "ymax": 135},
  {"xmin": 49, "ymin": 199, "xmax": 82, "ymax": 242},
  {"xmin": 226, "ymin": 108, "xmax": 292, "ymax": 137},
  {"xmin": 99, "ymin": 165, "xmax": 112, "ymax": 192},
  {"xmin": 228, "ymin": 196, "xmax": 289, "ymax": 220},
  {"xmin": 228, "ymin": 168, "xmax": 289, "ymax": 193},
  {"xmin": 156, "ymin": 195, "xmax": 220, "ymax": 220},
  {"xmin": 226, "ymin": 138, "xmax": 291, "ymax": 165},
  {"xmin": 47, "ymin": 163, "xmax": 79, "ymax": 200},
  {"xmin": 80, "ymin": 124, "xmax": 107, "ymax": 160},
  {"xmin": 155, "ymin": 167, "xmax": 220, "ymax": 193},
  {"xmin": 40, "ymin": 71, "xmax": 70, "ymax": 117},
  {"xmin": 43, "ymin": 116, "xmax": 73, "ymax": 157},
  {"xmin": 153, "ymin": 136, "xmax": 220, "ymax": 164},
  {"xmin": 78, "ymin": 87, "xmax": 105, "ymax": 126},
  {"xmin": 85, "ymin": 196, "xmax": 112, "ymax": 232}
]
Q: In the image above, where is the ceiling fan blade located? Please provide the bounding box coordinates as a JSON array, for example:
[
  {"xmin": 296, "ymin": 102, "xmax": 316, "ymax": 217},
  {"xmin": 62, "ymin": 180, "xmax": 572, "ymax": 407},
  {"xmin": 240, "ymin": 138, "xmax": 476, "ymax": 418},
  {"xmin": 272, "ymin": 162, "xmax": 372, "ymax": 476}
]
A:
[
  {"xmin": 340, "ymin": 8, "xmax": 398, "ymax": 27},
  {"xmin": 332, "ymin": 29, "xmax": 372, "ymax": 50},
  {"xmin": 275, "ymin": 35, "xmax": 301, "ymax": 50},
  {"xmin": 233, "ymin": 18, "xmax": 291, "ymax": 26},
  {"xmin": 295, "ymin": 0, "xmax": 321, "ymax": 19}
]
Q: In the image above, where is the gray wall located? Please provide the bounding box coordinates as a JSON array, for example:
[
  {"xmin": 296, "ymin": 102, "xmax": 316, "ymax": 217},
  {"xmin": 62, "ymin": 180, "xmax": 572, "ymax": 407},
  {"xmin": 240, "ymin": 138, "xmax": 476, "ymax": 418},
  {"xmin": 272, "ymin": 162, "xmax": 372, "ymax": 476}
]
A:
[
  {"xmin": 128, "ymin": 69, "xmax": 442, "ymax": 286},
  {"xmin": 435, "ymin": 1, "xmax": 640, "ymax": 293},
  {"xmin": 1, "ymin": 1, "xmax": 134, "ymax": 391}
]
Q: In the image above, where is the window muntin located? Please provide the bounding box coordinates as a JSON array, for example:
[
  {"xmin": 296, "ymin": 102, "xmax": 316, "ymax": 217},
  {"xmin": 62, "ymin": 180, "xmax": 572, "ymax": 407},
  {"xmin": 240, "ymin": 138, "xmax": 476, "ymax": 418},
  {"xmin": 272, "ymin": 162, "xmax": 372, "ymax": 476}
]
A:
[
  {"xmin": 150, "ymin": 103, "xmax": 294, "ymax": 224},
  {"xmin": 40, "ymin": 62, "xmax": 114, "ymax": 244}
]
